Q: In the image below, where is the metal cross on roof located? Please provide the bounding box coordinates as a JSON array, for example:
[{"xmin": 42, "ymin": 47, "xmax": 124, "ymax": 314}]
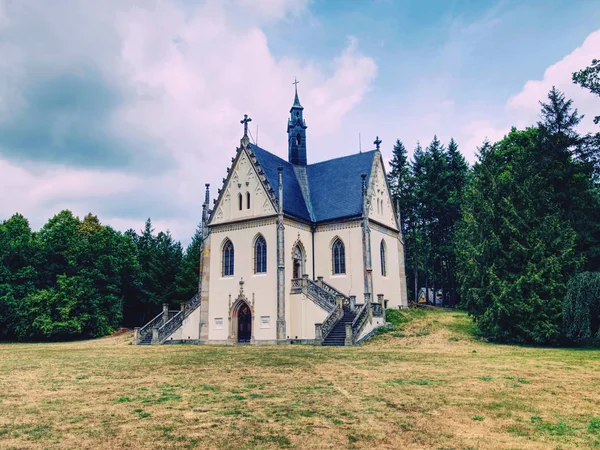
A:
[
  {"xmin": 293, "ymin": 77, "xmax": 299, "ymax": 88},
  {"xmin": 374, "ymin": 136, "xmax": 382, "ymax": 150},
  {"xmin": 240, "ymin": 114, "xmax": 252, "ymax": 137}
]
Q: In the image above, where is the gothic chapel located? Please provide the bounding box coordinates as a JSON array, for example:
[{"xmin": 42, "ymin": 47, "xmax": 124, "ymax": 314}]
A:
[{"xmin": 135, "ymin": 84, "xmax": 408, "ymax": 346}]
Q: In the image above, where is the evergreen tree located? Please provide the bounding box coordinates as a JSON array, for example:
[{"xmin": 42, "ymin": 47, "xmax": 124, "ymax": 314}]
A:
[
  {"xmin": 573, "ymin": 59, "xmax": 600, "ymax": 124},
  {"xmin": 456, "ymin": 128, "xmax": 581, "ymax": 344},
  {"xmin": 538, "ymin": 87, "xmax": 600, "ymax": 271},
  {"xmin": 176, "ymin": 224, "xmax": 203, "ymax": 301}
]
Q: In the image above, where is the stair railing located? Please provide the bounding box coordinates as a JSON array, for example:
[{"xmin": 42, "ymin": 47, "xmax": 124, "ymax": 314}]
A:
[
  {"xmin": 351, "ymin": 303, "xmax": 369, "ymax": 342},
  {"xmin": 157, "ymin": 293, "xmax": 201, "ymax": 343},
  {"xmin": 371, "ymin": 302, "xmax": 384, "ymax": 317},
  {"xmin": 135, "ymin": 311, "xmax": 165, "ymax": 344},
  {"xmin": 320, "ymin": 305, "xmax": 343, "ymax": 343},
  {"xmin": 293, "ymin": 276, "xmax": 337, "ymax": 313}
]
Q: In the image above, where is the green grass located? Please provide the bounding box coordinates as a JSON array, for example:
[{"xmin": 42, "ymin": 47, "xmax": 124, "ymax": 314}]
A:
[{"xmin": 0, "ymin": 309, "xmax": 598, "ymax": 449}]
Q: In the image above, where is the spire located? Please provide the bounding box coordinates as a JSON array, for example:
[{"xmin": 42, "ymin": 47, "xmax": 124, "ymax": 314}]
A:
[
  {"xmin": 288, "ymin": 78, "xmax": 307, "ymax": 165},
  {"xmin": 292, "ymin": 77, "xmax": 303, "ymax": 110},
  {"xmin": 201, "ymin": 183, "xmax": 210, "ymax": 237}
]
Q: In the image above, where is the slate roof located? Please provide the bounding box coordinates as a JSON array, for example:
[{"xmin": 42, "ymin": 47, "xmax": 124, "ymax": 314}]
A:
[
  {"xmin": 249, "ymin": 144, "xmax": 311, "ymax": 221},
  {"xmin": 249, "ymin": 143, "xmax": 376, "ymax": 223}
]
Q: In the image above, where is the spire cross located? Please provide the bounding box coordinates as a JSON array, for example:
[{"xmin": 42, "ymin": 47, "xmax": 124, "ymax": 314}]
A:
[
  {"xmin": 240, "ymin": 114, "xmax": 252, "ymax": 137},
  {"xmin": 374, "ymin": 136, "xmax": 382, "ymax": 150},
  {"xmin": 293, "ymin": 77, "xmax": 299, "ymax": 89}
]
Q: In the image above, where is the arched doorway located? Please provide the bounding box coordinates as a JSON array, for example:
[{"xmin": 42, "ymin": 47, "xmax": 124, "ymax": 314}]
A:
[{"xmin": 237, "ymin": 303, "xmax": 252, "ymax": 343}]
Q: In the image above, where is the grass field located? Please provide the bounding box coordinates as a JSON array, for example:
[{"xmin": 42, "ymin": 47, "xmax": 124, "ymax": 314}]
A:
[{"xmin": 0, "ymin": 309, "xmax": 599, "ymax": 449}]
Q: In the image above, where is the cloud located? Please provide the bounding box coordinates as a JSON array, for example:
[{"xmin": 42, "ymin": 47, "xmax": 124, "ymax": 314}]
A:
[
  {"xmin": 456, "ymin": 29, "xmax": 600, "ymax": 163},
  {"xmin": 506, "ymin": 29, "xmax": 600, "ymax": 134},
  {"xmin": 0, "ymin": 0, "xmax": 377, "ymax": 243}
]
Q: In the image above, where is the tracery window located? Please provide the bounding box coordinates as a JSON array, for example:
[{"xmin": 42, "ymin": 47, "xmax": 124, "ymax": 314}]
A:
[
  {"xmin": 222, "ymin": 239, "xmax": 234, "ymax": 276},
  {"xmin": 380, "ymin": 239, "xmax": 387, "ymax": 277},
  {"xmin": 254, "ymin": 235, "xmax": 267, "ymax": 274},
  {"xmin": 332, "ymin": 238, "xmax": 346, "ymax": 275}
]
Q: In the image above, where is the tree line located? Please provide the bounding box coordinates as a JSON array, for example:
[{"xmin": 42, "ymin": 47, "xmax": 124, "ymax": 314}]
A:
[
  {"xmin": 0, "ymin": 213, "xmax": 201, "ymax": 341},
  {"xmin": 388, "ymin": 59, "xmax": 600, "ymax": 345}
]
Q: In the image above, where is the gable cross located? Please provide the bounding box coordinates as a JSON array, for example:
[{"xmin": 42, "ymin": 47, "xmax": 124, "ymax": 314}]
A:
[
  {"xmin": 374, "ymin": 136, "xmax": 382, "ymax": 151},
  {"xmin": 240, "ymin": 114, "xmax": 252, "ymax": 137}
]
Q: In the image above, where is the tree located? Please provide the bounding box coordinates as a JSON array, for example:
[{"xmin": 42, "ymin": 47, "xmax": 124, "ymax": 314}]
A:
[
  {"xmin": 456, "ymin": 127, "xmax": 581, "ymax": 344},
  {"xmin": 445, "ymin": 138, "xmax": 469, "ymax": 306},
  {"xmin": 573, "ymin": 59, "xmax": 600, "ymax": 124},
  {"xmin": 0, "ymin": 214, "xmax": 38, "ymax": 340},
  {"xmin": 562, "ymin": 272, "xmax": 600, "ymax": 344},
  {"xmin": 537, "ymin": 87, "xmax": 600, "ymax": 272},
  {"xmin": 123, "ymin": 219, "xmax": 184, "ymax": 326},
  {"xmin": 176, "ymin": 224, "xmax": 203, "ymax": 302}
]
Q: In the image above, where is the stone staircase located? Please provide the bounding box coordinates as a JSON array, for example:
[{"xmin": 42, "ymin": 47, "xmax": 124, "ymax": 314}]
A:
[
  {"xmin": 137, "ymin": 332, "xmax": 153, "ymax": 346},
  {"xmin": 134, "ymin": 293, "xmax": 200, "ymax": 345},
  {"xmin": 322, "ymin": 308, "xmax": 358, "ymax": 346},
  {"xmin": 292, "ymin": 275, "xmax": 373, "ymax": 346}
]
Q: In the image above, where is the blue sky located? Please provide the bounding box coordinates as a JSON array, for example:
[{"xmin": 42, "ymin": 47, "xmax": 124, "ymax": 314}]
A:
[{"xmin": 0, "ymin": 0, "xmax": 599, "ymax": 245}]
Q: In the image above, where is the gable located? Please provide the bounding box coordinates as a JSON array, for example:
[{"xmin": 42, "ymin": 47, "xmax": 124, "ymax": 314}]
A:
[
  {"xmin": 210, "ymin": 150, "xmax": 277, "ymax": 225},
  {"xmin": 368, "ymin": 153, "xmax": 398, "ymax": 230},
  {"xmin": 249, "ymin": 144, "xmax": 311, "ymax": 222}
]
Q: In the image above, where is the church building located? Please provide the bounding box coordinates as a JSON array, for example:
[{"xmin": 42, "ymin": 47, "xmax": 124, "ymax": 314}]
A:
[{"xmin": 134, "ymin": 84, "xmax": 408, "ymax": 346}]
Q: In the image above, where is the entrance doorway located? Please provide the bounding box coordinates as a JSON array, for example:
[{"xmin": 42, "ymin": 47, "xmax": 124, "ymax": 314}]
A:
[{"xmin": 237, "ymin": 303, "xmax": 252, "ymax": 343}]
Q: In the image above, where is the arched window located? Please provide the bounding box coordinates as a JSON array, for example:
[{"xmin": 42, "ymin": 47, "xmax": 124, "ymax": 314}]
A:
[
  {"xmin": 222, "ymin": 239, "xmax": 234, "ymax": 276},
  {"xmin": 246, "ymin": 192, "xmax": 251, "ymax": 209},
  {"xmin": 254, "ymin": 235, "xmax": 267, "ymax": 273},
  {"xmin": 238, "ymin": 193, "xmax": 242, "ymax": 211},
  {"xmin": 332, "ymin": 238, "xmax": 346, "ymax": 275},
  {"xmin": 293, "ymin": 244, "xmax": 304, "ymax": 279},
  {"xmin": 380, "ymin": 239, "xmax": 387, "ymax": 277},
  {"xmin": 296, "ymin": 133, "xmax": 301, "ymax": 145}
]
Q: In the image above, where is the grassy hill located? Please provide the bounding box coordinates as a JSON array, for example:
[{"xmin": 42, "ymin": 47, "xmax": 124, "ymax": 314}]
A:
[{"xmin": 0, "ymin": 309, "xmax": 599, "ymax": 449}]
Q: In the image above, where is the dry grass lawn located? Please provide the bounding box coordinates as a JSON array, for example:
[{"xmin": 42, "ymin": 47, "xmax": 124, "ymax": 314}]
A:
[{"xmin": 0, "ymin": 309, "xmax": 599, "ymax": 449}]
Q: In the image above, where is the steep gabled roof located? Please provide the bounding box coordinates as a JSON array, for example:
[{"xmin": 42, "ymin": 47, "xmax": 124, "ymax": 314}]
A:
[
  {"xmin": 249, "ymin": 144, "xmax": 311, "ymax": 222},
  {"xmin": 307, "ymin": 151, "xmax": 376, "ymax": 222},
  {"xmin": 249, "ymin": 144, "xmax": 377, "ymax": 224}
]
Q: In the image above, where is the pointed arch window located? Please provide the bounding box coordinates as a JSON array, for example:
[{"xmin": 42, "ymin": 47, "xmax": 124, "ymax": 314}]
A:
[
  {"xmin": 293, "ymin": 244, "xmax": 304, "ymax": 279},
  {"xmin": 238, "ymin": 193, "xmax": 242, "ymax": 211},
  {"xmin": 296, "ymin": 133, "xmax": 301, "ymax": 145},
  {"xmin": 246, "ymin": 192, "xmax": 251, "ymax": 209},
  {"xmin": 380, "ymin": 239, "xmax": 387, "ymax": 277},
  {"xmin": 332, "ymin": 238, "xmax": 346, "ymax": 275},
  {"xmin": 254, "ymin": 235, "xmax": 267, "ymax": 274},
  {"xmin": 222, "ymin": 239, "xmax": 234, "ymax": 276}
]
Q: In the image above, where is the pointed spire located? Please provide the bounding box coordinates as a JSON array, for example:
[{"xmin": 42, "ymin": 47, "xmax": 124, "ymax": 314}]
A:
[{"xmin": 292, "ymin": 77, "xmax": 303, "ymax": 109}]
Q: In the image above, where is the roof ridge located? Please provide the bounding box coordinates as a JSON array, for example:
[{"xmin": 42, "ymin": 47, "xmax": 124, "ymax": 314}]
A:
[{"xmin": 307, "ymin": 149, "xmax": 377, "ymax": 168}]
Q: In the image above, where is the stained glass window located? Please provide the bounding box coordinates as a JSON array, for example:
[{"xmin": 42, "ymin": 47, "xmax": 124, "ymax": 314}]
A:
[
  {"xmin": 380, "ymin": 240, "xmax": 387, "ymax": 277},
  {"xmin": 332, "ymin": 238, "xmax": 346, "ymax": 275},
  {"xmin": 254, "ymin": 235, "xmax": 267, "ymax": 273},
  {"xmin": 222, "ymin": 239, "xmax": 234, "ymax": 276}
]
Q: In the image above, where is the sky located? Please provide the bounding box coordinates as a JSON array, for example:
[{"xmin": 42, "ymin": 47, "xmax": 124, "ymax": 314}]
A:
[{"xmin": 1, "ymin": 0, "xmax": 599, "ymax": 245}]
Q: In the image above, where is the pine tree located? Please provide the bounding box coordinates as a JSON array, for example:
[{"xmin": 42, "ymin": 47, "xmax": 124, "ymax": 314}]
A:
[
  {"xmin": 176, "ymin": 224, "xmax": 203, "ymax": 302},
  {"xmin": 456, "ymin": 128, "xmax": 581, "ymax": 344},
  {"xmin": 573, "ymin": 59, "xmax": 600, "ymax": 124}
]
